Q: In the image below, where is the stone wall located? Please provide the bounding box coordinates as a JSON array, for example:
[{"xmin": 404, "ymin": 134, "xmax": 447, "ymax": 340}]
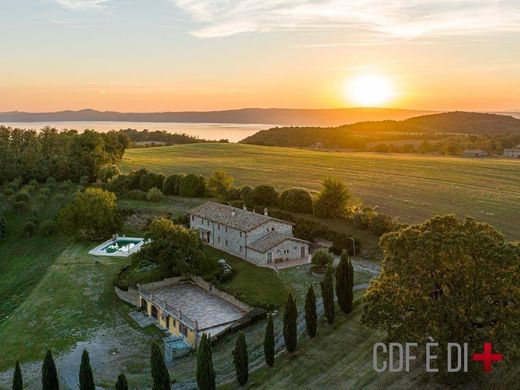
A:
[{"xmin": 114, "ymin": 286, "xmax": 139, "ymax": 306}]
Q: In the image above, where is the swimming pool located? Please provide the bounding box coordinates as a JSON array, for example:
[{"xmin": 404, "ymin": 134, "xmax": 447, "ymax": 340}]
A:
[
  {"xmin": 89, "ymin": 236, "xmax": 146, "ymax": 257},
  {"xmin": 102, "ymin": 239, "xmax": 142, "ymax": 253}
]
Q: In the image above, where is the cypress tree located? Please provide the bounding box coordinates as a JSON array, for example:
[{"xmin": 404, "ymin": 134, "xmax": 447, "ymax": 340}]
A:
[
  {"xmin": 263, "ymin": 314, "xmax": 275, "ymax": 367},
  {"xmin": 12, "ymin": 361, "xmax": 23, "ymax": 390},
  {"xmin": 335, "ymin": 250, "xmax": 354, "ymax": 314},
  {"xmin": 42, "ymin": 350, "xmax": 59, "ymax": 390},
  {"xmin": 115, "ymin": 373, "xmax": 129, "ymax": 390},
  {"xmin": 305, "ymin": 285, "xmax": 317, "ymax": 337},
  {"xmin": 283, "ymin": 293, "xmax": 297, "ymax": 353},
  {"xmin": 79, "ymin": 350, "xmax": 95, "ymax": 390},
  {"xmin": 151, "ymin": 342, "xmax": 171, "ymax": 390},
  {"xmin": 232, "ymin": 332, "xmax": 248, "ymax": 386},
  {"xmin": 322, "ymin": 267, "xmax": 335, "ymax": 324},
  {"xmin": 196, "ymin": 334, "xmax": 215, "ymax": 390}
]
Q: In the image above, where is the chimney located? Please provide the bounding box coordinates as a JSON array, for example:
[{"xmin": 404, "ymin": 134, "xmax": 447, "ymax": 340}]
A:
[
  {"xmin": 243, "ymin": 205, "xmax": 247, "ymax": 211},
  {"xmin": 231, "ymin": 211, "xmax": 236, "ymax": 217},
  {"xmin": 264, "ymin": 208, "xmax": 268, "ymax": 216}
]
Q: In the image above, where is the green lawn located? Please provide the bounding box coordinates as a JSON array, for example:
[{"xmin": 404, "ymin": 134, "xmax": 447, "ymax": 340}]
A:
[
  {"xmin": 0, "ymin": 185, "xmax": 75, "ymax": 321},
  {"xmin": 0, "ymin": 242, "xmax": 163, "ymax": 389},
  {"xmin": 204, "ymin": 246, "xmax": 289, "ymax": 309},
  {"xmin": 121, "ymin": 143, "xmax": 520, "ymax": 239}
]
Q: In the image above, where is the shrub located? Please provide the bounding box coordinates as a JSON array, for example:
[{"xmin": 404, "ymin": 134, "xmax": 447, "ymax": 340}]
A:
[
  {"xmin": 7, "ymin": 178, "xmax": 22, "ymax": 191},
  {"xmin": 250, "ymin": 185, "xmax": 278, "ymax": 207},
  {"xmin": 22, "ymin": 184, "xmax": 36, "ymax": 194},
  {"xmin": 162, "ymin": 173, "xmax": 186, "ymax": 195},
  {"xmin": 224, "ymin": 188, "xmax": 241, "ymax": 201},
  {"xmin": 367, "ymin": 213, "xmax": 397, "ymax": 236},
  {"xmin": 14, "ymin": 191, "xmax": 30, "ymax": 203},
  {"xmin": 126, "ymin": 189, "xmax": 147, "ymax": 201},
  {"xmin": 55, "ymin": 193, "xmax": 65, "ymax": 203},
  {"xmin": 105, "ymin": 174, "xmax": 130, "ymax": 194},
  {"xmin": 28, "ymin": 179, "xmax": 39, "ymax": 187},
  {"xmin": 79, "ymin": 176, "xmax": 90, "ymax": 186},
  {"xmin": 179, "ymin": 174, "xmax": 206, "ymax": 197},
  {"xmin": 4, "ymin": 187, "xmax": 14, "ymax": 196},
  {"xmin": 22, "ymin": 221, "xmax": 38, "ymax": 237},
  {"xmin": 208, "ymin": 170, "xmax": 234, "ymax": 197},
  {"xmin": 14, "ymin": 201, "xmax": 29, "ymax": 212},
  {"xmin": 40, "ymin": 219, "xmax": 57, "ymax": 236},
  {"xmin": 146, "ymin": 187, "xmax": 163, "ymax": 202},
  {"xmin": 279, "ymin": 188, "xmax": 313, "ymax": 213},
  {"xmin": 97, "ymin": 164, "xmax": 120, "ymax": 183},
  {"xmin": 45, "ymin": 177, "xmax": 57, "ymax": 187},
  {"xmin": 311, "ymin": 248, "xmax": 334, "ymax": 272},
  {"xmin": 172, "ymin": 213, "xmax": 190, "ymax": 226},
  {"xmin": 139, "ymin": 172, "xmax": 165, "ymax": 192},
  {"xmin": 39, "ymin": 187, "xmax": 51, "ymax": 197},
  {"xmin": 314, "ymin": 177, "xmax": 350, "ymax": 218}
]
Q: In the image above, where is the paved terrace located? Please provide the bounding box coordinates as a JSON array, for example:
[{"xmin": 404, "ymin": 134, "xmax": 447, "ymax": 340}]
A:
[{"xmin": 149, "ymin": 282, "xmax": 246, "ymax": 331}]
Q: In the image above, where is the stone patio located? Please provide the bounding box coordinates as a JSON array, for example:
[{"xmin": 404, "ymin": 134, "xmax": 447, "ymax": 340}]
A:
[{"xmin": 150, "ymin": 282, "xmax": 246, "ymax": 331}]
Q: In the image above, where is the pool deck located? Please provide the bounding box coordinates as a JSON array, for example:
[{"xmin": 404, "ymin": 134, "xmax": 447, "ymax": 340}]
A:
[{"xmin": 88, "ymin": 236, "xmax": 145, "ymax": 257}]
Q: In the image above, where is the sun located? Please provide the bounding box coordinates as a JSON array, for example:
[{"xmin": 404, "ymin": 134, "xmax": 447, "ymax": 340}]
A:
[{"xmin": 344, "ymin": 74, "xmax": 396, "ymax": 107}]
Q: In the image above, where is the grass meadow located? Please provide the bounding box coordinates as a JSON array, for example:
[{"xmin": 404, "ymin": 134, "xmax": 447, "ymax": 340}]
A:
[{"xmin": 121, "ymin": 143, "xmax": 520, "ymax": 239}]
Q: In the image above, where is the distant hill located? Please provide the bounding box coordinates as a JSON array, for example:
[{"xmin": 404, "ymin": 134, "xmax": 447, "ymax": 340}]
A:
[
  {"xmin": 240, "ymin": 112, "xmax": 520, "ymax": 148},
  {"xmin": 0, "ymin": 107, "xmax": 434, "ymax": 127}
]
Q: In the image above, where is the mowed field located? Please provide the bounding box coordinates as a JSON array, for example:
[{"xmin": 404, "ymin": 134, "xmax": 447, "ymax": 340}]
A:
[{"xmin": 121, "ymin": 143, "xmax": 520, "ymax": 240}]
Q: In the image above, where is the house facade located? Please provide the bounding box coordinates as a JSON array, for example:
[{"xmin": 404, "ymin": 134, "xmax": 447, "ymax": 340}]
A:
[
  {"xmin": 189, "ymin": 202, "xmax": 310, "ymax": 266},
  {"xmin": 504, "ymin": 145, "xmax": 520, "ymax": 158}
]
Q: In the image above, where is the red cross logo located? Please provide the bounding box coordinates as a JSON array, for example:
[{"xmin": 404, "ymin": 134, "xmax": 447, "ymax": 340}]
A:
[{"xmin": 472, "ymin": 342, "xmax": 503, "ymax": 373}]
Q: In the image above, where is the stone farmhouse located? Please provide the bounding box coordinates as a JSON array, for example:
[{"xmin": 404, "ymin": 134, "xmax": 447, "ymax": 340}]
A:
[
  {"xmin": 504, "ymin": 145, "xmax": 520, "ymax": 158},
  {"xmin": 189, "ymin": 202, "xmax": 311, "ymax": 266}
]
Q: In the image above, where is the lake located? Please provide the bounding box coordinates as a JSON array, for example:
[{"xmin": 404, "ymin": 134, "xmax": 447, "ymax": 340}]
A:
[{"xmin": 0, "ymin": 121, "xmax": 274, "ymax": 143}]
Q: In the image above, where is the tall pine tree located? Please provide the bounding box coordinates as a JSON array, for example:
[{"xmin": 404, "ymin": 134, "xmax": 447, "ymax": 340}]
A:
[
  {"xmin": 42, "ymin": 350, "xmax": 59, "ymax": 390},
  {"xmin": 322, "ymin": 267, "xmax": 335, "ymax": 324},
  {"xmin": 115, "ymin": 373, "xmax": 129, "ymax": 390},
  {"xmin": 263, "ymin": 314, "xmax": 275, "ymax": 367},
  {"xmin": 283, "ymin": 293, "xmax": 297, "ymax": 353},
  {"xmin": 151, "ymin": 342, "xmax": 171, "ymax": 390},
  {"xmin": 335, "ymin": 250, "xmax": 354, "ymax": 314},
  {"xmin": 196, "ymin": 334, "xmax": 215, "ymax": 390},
  {"xmin": 12, "ymin": 361, "xmax": 23, "ymax": 390},
  {"xmin": 79, "ymin": 350, "xmax": 95, "ymax": 390},
  {"xmin": 305, "ymin": 285, "xmax": 317, "ymax": 337},
  {"xmin": 233, "ymin": 332, "xmax": 249, "ymax": 386}
]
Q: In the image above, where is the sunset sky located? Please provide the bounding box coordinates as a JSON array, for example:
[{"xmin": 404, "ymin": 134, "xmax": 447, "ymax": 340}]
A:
[{"xmin": 1, "ymin": 0, "xmax": 519, "ymax": 112}]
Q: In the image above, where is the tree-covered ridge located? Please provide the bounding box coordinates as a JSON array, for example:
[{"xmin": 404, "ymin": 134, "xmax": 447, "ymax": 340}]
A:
[
  {"xmin": 0, "ymin": 127, "xmax": 128, "ymax": 184},
  {"xmin": 240, "ymin": 111, "xmax": 520, "ymax": 152},
  {"xmin": 116, "ymin": 129, "xmax": 222, "ymax": 146}
]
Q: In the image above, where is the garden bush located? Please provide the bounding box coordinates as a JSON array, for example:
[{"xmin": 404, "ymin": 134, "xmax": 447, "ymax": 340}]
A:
[
  {"xmin": 146, "ymin": 187, "xmax": 164, "ymax": 202},
  {"xmin": 39, "ymin": 219, "xmax": 57, "ymax": 236},
  {"xmin": 14, "ymin": 191, "xmax": 30, "ymax": 203},
  {"xmin": 279, "ymin": 188, "xmax": 313, "ymax": 213},
  {"xmin": 250, "ymin": 185, "xmax": 278, "ymax": 207},
  {"xmin": 224, "ymin": 188, "xmax": 241, "ymax": 201},
  {"xmin": 14, "ymin": 201, "xmax": 29, "ymax": 212},
  {"xmin": 311, "ymin": 249, "xmax": 334, "ymax": 272},
  {"xmin": 22, "ymin": 221, "xmax": 38, "ymax": 237},
  {"xmin": 179, "ymin": 173, "xmax": 206, "ymax": 197},
  {"xmin": 3, "ymin": 187, "xmax": 14, "ymax": 196},
  {"xmin": 162, "ymin": 173, "xmax": 186, "ymax": 195}
]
